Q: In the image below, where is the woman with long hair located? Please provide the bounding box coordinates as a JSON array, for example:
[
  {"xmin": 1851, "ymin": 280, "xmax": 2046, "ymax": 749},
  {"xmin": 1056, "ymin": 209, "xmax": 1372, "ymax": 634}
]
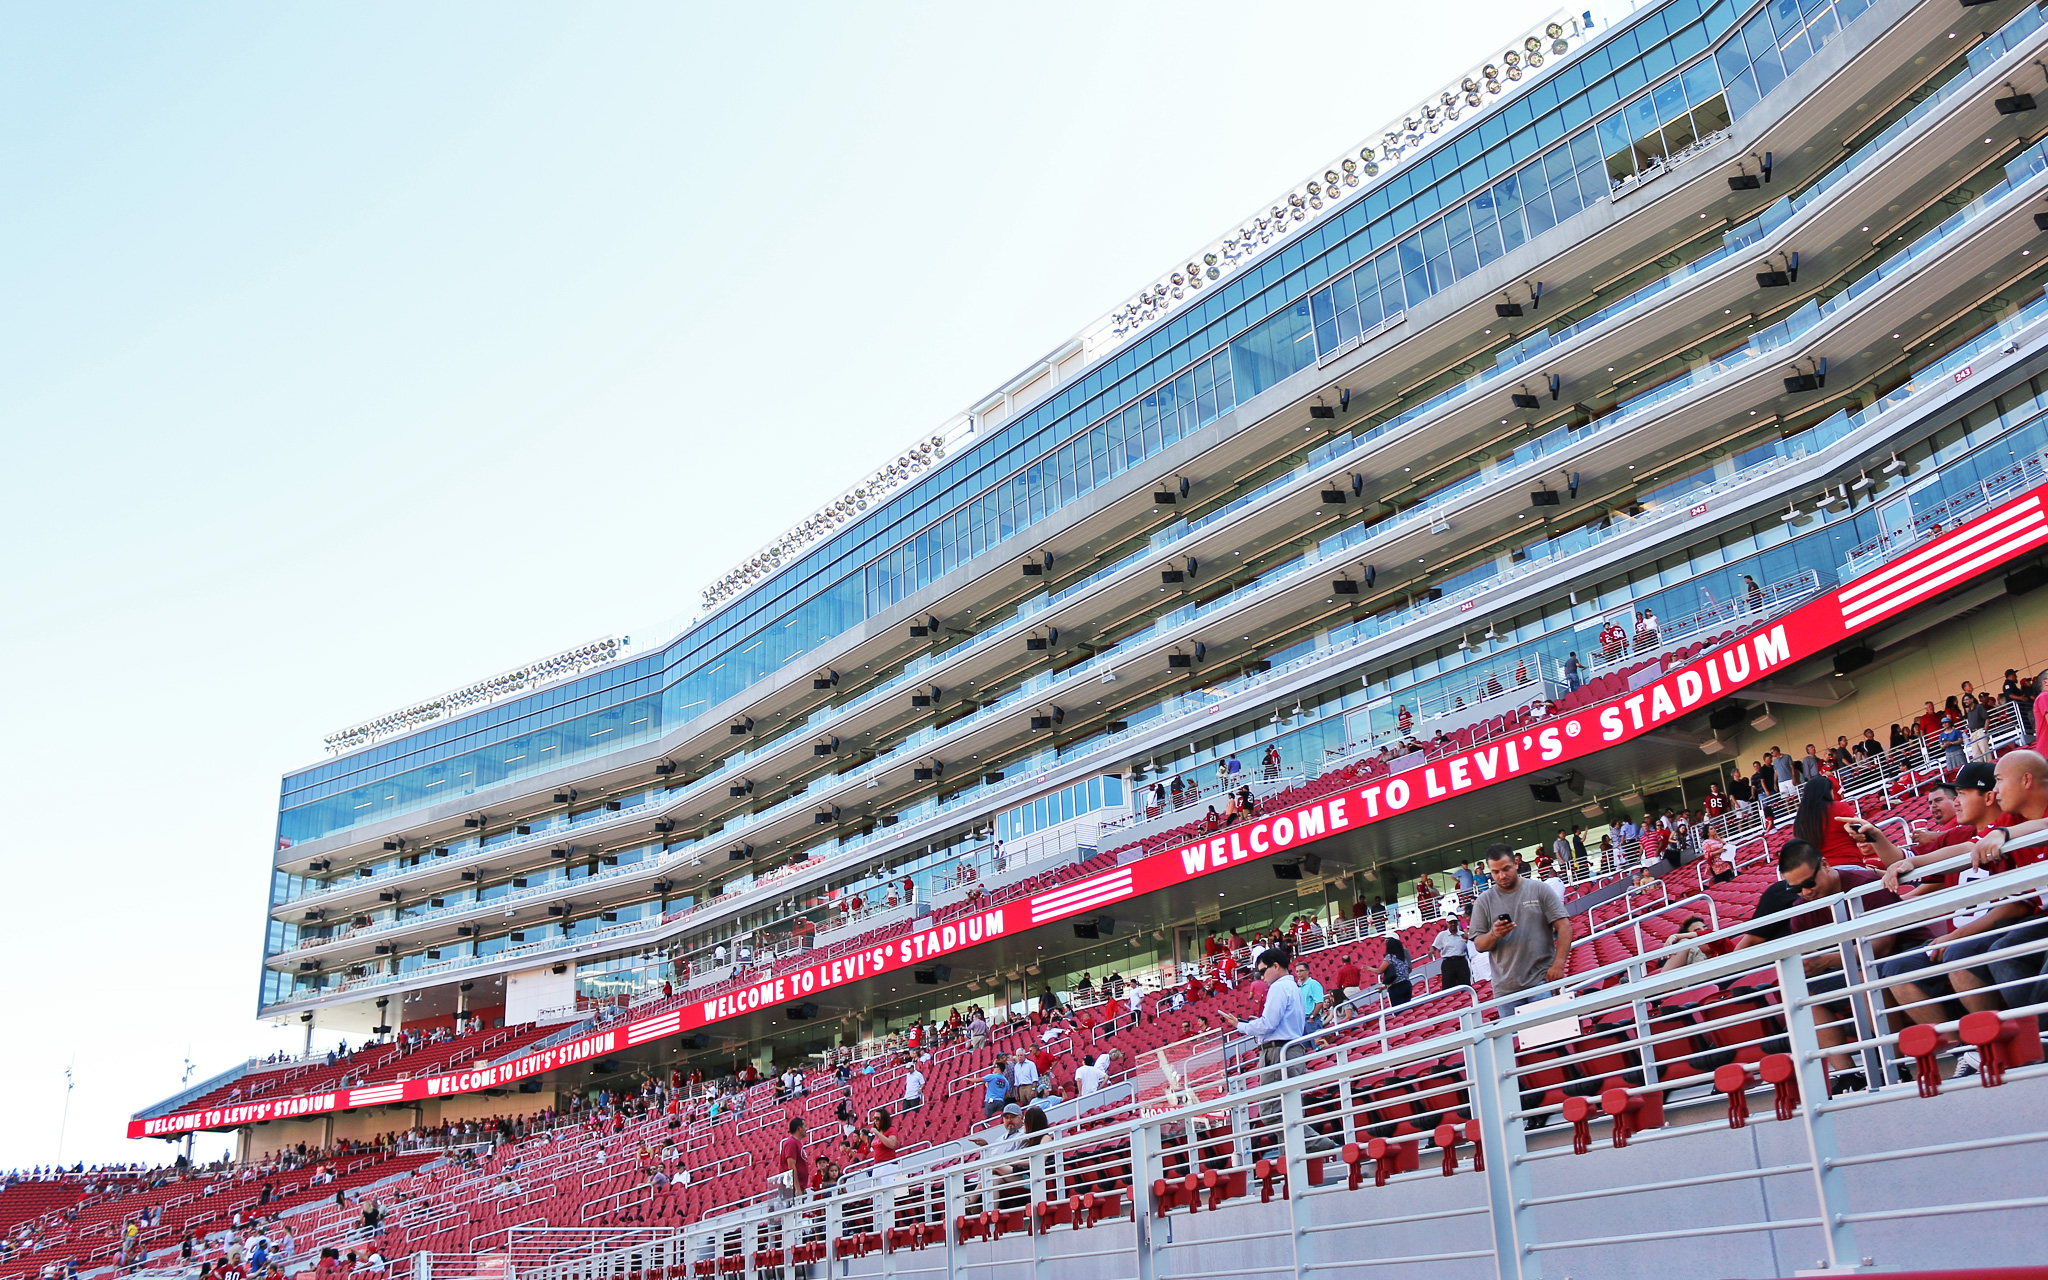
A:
[
  {"xmin": 866, "ymin": 1107, "xmax": 898, "ymax": 1181},
  {"xmin": 1376, "ymin": 935, "xmax": 1414, "ymax": 1007},
  {"xmin": 1791, "ymin": 775, "xmax": 1862, "ymax": 866}
]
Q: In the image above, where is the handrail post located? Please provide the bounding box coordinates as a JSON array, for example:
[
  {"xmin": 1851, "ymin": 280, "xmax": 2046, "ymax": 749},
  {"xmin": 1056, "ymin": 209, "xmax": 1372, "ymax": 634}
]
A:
[
  {"xmin": 1467, "ymin": 1026, "xmax": 1541, "ymax": 1280},
  {"xmin": 941, "ymin": 1168, "xmax": 963, "ymax": 1280},
  {"xmin": 1776, "ymin": 955, "xmax": 1861, "ymax": 1270},
  {"xmin": 1130, "ymin": 1122, "xmax": 1162, "ymax": 1280},
  {"xmin": 1280, "ymin": 1066, "xmax": 1316, "ymax": 1280}
]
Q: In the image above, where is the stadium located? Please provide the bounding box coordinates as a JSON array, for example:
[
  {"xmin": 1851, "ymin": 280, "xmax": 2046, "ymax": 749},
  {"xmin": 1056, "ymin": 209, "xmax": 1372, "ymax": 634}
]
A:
[{"xmin": 9, "ymin": 0, "xmax": 2048, "ymax": 1277}]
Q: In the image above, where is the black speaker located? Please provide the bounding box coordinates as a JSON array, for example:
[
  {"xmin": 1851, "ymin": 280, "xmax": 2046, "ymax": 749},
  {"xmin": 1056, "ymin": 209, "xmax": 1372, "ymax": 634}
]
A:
[
  {"xmin": 1273, "ymin": 862, "xmax": 1304, "ymax": 881},
  {"xmin": 1832, "ymin": 645, "xmax": 1876, "ymax": 676},
  {"xmin": 1530, "ymin": 783, "xmax": 1562, "ymax": 803},
  {"xmin": 2006, "ymin": 563, "xmax": 2048, "ymax": 596}
]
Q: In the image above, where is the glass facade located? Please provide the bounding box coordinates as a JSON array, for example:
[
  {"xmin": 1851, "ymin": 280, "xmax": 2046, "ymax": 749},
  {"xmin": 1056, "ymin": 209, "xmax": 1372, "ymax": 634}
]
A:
[
  {"xmin": 258, "ymin": 0, "xmax": 2048, "ymax": 1026},
  {"xmin": 279, "ymin": 0, "xmax": 1852, "ymax": 851}
]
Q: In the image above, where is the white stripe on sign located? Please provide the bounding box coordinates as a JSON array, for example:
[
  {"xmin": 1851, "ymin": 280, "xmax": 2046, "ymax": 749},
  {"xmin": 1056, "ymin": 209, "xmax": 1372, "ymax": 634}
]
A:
[
  {"xmin": 1031, "ymin": 868, "xmax": 1134, "ymax": 923},
  {"xmin": 1840, "ymin": 500, "xmax": 2047, "ymax": 628},
  {"xmin": 348, "ymin": 1085, "xmax": 405, "ymax": 1106},
  {"xmin": 626, "ymin": 1012, "xmax": 682, "ymax": 1045},
  {"xmin": 1839, "ymin": 499, "xmax": 2043, "ymax": 611}
]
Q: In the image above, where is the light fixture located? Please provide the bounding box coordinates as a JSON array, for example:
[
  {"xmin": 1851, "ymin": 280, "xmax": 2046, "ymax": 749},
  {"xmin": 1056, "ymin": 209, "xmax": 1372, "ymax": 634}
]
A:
[
  {"xmin": 1884, "ymin": 452, "xmax": 1907, "ymax": 473},
  {"xmin": 1458, "ymin": 635, "xmax": 1471, "ymax": 651},
  {"xmin": 1852, "ymin": 470, "xmax": 1872, "ymax": 490}
]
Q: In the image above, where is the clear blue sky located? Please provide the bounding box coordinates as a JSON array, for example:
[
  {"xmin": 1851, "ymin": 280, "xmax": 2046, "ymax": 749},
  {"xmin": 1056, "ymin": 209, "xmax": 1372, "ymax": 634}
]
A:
[{"xmin": 0, "ymin": 0, "xmax": 1544, "ymax": 1169}]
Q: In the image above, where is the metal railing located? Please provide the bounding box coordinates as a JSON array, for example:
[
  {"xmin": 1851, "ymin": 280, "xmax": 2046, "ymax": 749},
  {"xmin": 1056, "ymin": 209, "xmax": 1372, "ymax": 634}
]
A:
[{"xmin": 505, "ymin": 831, "xmax": 2048, "ymax": 1280}]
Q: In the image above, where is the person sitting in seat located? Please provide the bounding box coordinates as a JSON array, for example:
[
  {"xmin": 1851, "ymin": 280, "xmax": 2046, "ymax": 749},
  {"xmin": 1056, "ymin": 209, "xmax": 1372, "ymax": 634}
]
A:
[{"xmin": 1738, "ymin": 839, "xmax": 1928, "ymax": 1093}]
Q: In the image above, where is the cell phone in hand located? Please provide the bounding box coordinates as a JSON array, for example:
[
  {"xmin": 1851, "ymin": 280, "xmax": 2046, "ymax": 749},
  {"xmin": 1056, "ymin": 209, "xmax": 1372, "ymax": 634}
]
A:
[{"xmin": 1496, "ymin": 914, "xmax": 1513, "ymax": 926}]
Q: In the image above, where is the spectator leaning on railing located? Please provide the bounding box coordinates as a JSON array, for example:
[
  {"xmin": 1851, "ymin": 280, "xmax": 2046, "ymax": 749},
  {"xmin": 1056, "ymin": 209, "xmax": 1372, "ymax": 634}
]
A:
[{"xmin": 1945, "ymin": 750, "xmax": 2048, "ymax": 1011}]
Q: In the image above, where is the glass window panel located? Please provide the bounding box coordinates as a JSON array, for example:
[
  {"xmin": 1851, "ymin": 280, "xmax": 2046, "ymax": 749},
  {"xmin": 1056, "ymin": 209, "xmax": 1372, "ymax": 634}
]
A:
[
  {"xmin": 1652, "ymin": 75, "xmax": 1689, "ymax": 126},
  {"xmin": 1691, "ymin": 91, "xmax": 1732, "ymax": 135},
  {"xmin": 1416, "ymin": 218, "xmax": 1449, "ymax": 267},
  {"xmin": 1662, "ymin": 111, "xmax": 1699, "ymax": 155},
  {"xmin": 1374, "ymin": 250, "xmax": 1404, "ymax": 312},
  {"xmin": 1767, "ymin": 0, "xmax": 1806, "ymax": 44},
  {"xmin": 1471, "ymin": 202, "xmax": 1506, "ymax": 266},
  {"xmin": 1353, "ymin": 277, "xmax": 1383, "ymax": 332},
  {"xmin": 1602, "ymin": 123, "xmax": 1636, "ymax": 182},
  {"xmin": 1331, "ymin": 272, "xmax": 1356, "ymax": 315},
  {"xmin": 1714, "ymin": 34, "xmax": 1748, "ymax": 88},
  {"xmin": 1543, "ymin": 146, "xmax": 1583, "ymax": 221},
  {"xmin": 1723, "ymin": 66, "xmax": 1761, "ymax": 118},
  {"xmin": 1493, "ymin": 172, "xmax": 1528, "ymax": 253},
  {"xmin": 1680, "ymin": 56, "xmax": 1722, "ymax": 111},
  {"xmin": 1626, "ymin": 90, "xmax": 1663, "ymax": 148}
]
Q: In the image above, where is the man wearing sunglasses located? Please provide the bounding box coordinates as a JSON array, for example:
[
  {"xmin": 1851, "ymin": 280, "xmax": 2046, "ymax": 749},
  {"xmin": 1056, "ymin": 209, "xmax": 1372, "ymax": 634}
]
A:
[
  {"xmin": 1738, "ymin": 839, "xmax": 1929, "ymax": 1092},
  {"xmin": 1235, "ymin": 945, "xmax": 1306, "ymax": 1145}
]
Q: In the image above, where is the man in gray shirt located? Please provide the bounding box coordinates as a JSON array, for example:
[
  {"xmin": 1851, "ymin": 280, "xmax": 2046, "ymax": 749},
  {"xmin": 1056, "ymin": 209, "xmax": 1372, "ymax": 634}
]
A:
[
  {"xmin": 1471, "ymin": 843, "xmax": 1573, "ymax": 1016},
  {"xmin": 1771, "ymin": 748, "xmax": 1798, "ymax": 796}
]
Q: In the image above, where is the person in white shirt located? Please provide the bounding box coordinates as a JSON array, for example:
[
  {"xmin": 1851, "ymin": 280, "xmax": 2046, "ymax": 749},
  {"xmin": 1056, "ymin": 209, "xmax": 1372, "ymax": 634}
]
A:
[
  {"xmin": 1073, "ymin": 1050, "xmax": 1123, "ymax": 1098},
  {"xmin": 1433, "ymin": 918, "xmax": 1471, "ymax": 990},
  {"xmin": 900, "ymin": 1063, "xmax": 925, "ymax": 1112}
]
